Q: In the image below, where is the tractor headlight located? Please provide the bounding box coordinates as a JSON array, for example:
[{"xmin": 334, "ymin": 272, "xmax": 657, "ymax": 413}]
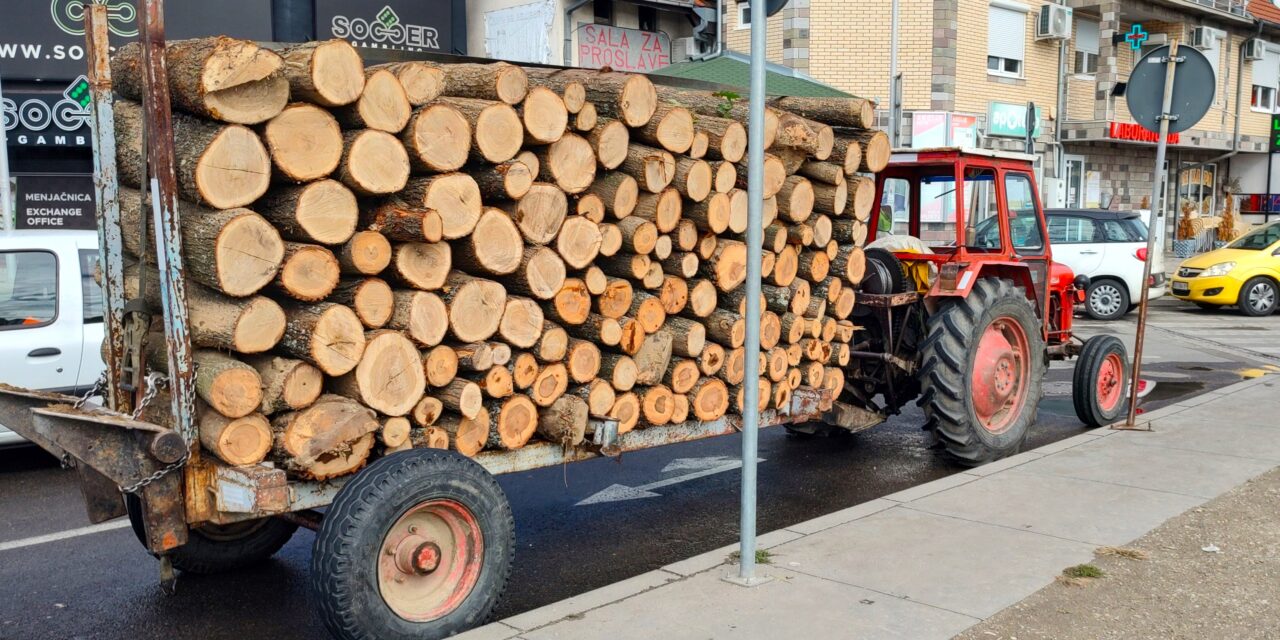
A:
[{"xmin": 1199, "ymin": 262, "xmax": 1236, "ymax": 277}]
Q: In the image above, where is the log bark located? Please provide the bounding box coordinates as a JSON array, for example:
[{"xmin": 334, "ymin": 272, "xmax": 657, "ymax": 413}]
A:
[
  {"xmin": 256, "ymin": 179, "xmax": 357, "ymax": 245},
  {"xmin": 244, "ymin": 354, "xmax": 324, "ymax": 414},
  {"xmin": 632, "ymin": 329, "xmax": 674, "ymax": 386},
  {"xmin": 337, "ymin": 129, "xmax": 410, "ymax": 196},
  {"xmin": 847, "ymin": 128, "xmax": 891, "ymax": 172},
  {"xmin": 734, "ymin": 153, "xmax": 786, "ymax": 199},
  {"xmin": 278, "ymin": 302, "xmax": 367, "ymax": 376},
  {"xmin": 200, "ymin": 409, "xmax": 273, "ymax": 466},
  {"xmin": 536, "ymin": 395, "xmax": 588, "ymax": 446},
  {"xmin": 401, "ymin": 173, "xmax": 483, "ymax": 239},
  {"xmin": 704, "ymin": 309, "xmax": 745, "ymax": 348},
  {"xmin": 587, "ymin": 172, "xmax": 639, "ymax": 219},
  {"xmin": 113, "ymin": 38, "xmax": 287, "ymax": 125},
  {"xmin": 271, "ymin": 395, "xmax": 378, "ymax": 480},
  {"xmin": 663, "ymin": 316, "xmax": 708, "ymax": 358},
  {"xmin": 399, "ymin": 103, "xmax": 472, "ymax": 172},
  {"xmin": 439, "ymin": 379, "xmax": 484, "ymax": 419},
  {"xmin": 565, "ymin": 314, "xmax": 621, "ymax": 347},
  {"xmin": 124, "ymin": 265, "xmax": 284, "ymax": 353},
  {"xmin": 115, "ymin": 100, "xmax": 272, "ymax": 209},
  {"xmin": 652, "ymin": 86, "xmax": 779, "ymax": 147},
  {"xmin": 769, "ymin": 95, "xmax": 876, "ymax": 129},
  {"xmin": 829, "ymin": 137, "xmax": 862, "ymax": 176},
  {"xmin": 330, "ymin": 330, "xmax": 426, "ymax": 416},
  {"xmin": 361, "ymin": 202, "xmax": 442, "ymax": 243},
  {"xmin": 436, "ymin": 62, "xmax": 528, "ymax": 104},
  {"xmin": 118, "ymin": 187, "xmax": 283, "ymax": 298},
  {"xmin": 260, "ymin": 103, "xmax": 344, "ymax": 182},
  {"xmin": 334, "ymin": 69, "xmax": 411, "ymax": 133},
  {"xmin": 525, "ymin": 68, "xmax": 656, "ymax": 127}
]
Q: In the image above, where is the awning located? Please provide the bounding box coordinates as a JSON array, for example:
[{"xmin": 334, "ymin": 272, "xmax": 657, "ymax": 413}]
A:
[{"xmin": 650, "ymin": 51, "xmax": 852, "ymax": 98}]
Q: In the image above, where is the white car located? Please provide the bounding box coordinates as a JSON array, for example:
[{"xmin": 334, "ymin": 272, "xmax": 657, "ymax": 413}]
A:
[
  {"xmin": 0, "ymin": 230, "xmax": 105, "ymax": 446},
  {"xmin": 1046, "ymin": 209, "xmax": 1165, "ymax": 321}
]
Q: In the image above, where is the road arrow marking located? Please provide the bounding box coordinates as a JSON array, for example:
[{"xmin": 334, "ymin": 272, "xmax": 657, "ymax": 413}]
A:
[{"xmin": 576, "ymin": 457, "xmax": 765, "ymax": 506}]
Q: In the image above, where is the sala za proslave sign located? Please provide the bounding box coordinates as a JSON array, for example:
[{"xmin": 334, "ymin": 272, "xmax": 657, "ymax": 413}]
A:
[{"xmin": 578, "ymin": 24, "xmax": 671, "ymax": 73}]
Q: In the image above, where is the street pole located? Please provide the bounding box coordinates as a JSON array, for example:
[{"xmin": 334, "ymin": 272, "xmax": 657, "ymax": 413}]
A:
[
  {"xmin": 888, "ymin": 0, "xmax": 900, "ymax": 146},
  {"xmin": 728, "ymin": 0, "xmax": 768, "ymax": 586},
  {"xmin": 0, "ymin": 73, "xmax": 12, "ymax": 230},
  {"xmin": 1124, "ymin": 40, "xmax": 1180, "ymax": 429}
]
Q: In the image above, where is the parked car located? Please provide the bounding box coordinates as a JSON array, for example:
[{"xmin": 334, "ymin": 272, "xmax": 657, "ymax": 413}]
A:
[
  {"xmin": 0, "ymin": 230, "xmax": 105, "ymax": 447},
  {"xmin": 1045, "ymin": 209, "xmax": 1164, "ymax": 320},
  {"xmin": 1170, "ymin": 220, "xmax": 1280, "ymax": 316}
]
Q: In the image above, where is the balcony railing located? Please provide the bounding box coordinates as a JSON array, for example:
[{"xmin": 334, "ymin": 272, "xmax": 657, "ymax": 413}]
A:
[{"xmin": 1189, "ymin": 0, "xmax": 1248, "ymax": 16}]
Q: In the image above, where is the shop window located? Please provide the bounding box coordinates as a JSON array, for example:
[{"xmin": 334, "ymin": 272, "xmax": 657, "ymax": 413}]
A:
[
  {"xmin": 736, "ymin": 2, "xmax": 751, "ymax": 30},
  {"xmin": 593, "ymin": 0, "xmax": 613, "ymax": 25},
  {"xmin": 1178, "ymin": 163, "xmax": 1217, "ymax": 218},
  {"xmin": 1074, "ymin": 19, "xmax": 1099, "ymax": 75},
  {"xmin": 987, "ymin": 4, "xmax": 1026, "ymax": 78},
  {"xmin": 0, "ymin": 251, "xmax": 58, "ymax": 330},
  {"xmin": 1251, "ymin": 44, "xmax": 1280, "ymax": 113},
  {"xmin": 638, "ymin": 6, "xmax": 657, "ymax": 32}
]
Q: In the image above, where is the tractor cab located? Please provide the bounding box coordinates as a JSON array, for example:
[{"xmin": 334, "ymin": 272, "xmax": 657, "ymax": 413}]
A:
[{"xmin": 869, "ymin": 147, "xmax": 1079, "ymax": 346}]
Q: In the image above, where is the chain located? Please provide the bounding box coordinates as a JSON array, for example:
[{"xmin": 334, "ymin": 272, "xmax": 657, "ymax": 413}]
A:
[
  {"xmin": 130, "ymin": 371, "xmax": 168, "ymax": 420},
  {"xmin": 118, "ymin": 363, "xmax": 199, "ymax": 494},
  {"xmin": 73, "ymin": 371, "xmax": 108, "ymax": 409},
  {"xmin": 120, "ymin": 456, "xmax": 188, "ymax": 494}
]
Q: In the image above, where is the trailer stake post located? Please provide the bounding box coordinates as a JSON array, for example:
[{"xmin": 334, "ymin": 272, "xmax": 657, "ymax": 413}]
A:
[{"xmin": 723, "ymin": 0, "xmax": 772, "ymax": 589}]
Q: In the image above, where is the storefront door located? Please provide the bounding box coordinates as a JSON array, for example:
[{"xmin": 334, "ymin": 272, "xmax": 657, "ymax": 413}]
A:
[{"xmin": 1064, "ymin": 155, "xmax": 1085, "ymax": 208}]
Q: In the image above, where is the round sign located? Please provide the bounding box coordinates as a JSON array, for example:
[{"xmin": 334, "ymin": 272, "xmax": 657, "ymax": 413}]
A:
[
  {"xmin": 764, "ymin": 0, "xmax": 791, "ymax": 16},
  {"xmin": 1125, "ymin": 44, "xmax": 1215, "ymax": 134}
]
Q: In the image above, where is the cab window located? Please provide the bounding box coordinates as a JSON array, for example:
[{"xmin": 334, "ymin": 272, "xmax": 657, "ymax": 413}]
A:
[
  {"xmin": 80, "ymin": 250, "xmax": 103, "ymax": 323},
  {"xmin": 964, "ymin": 169, "xmax": 1001, "ymax": 251},
  {"xmin": 919, "ymin": 173, "xmax": 958, "ymax": 248},
  {"xmin": 1004, "ymin": 172, "xmax": 1045, "ymax": 255},
  {"xmin": 0, "ymin": 251, "xmax": 58, "ymax": 329}
]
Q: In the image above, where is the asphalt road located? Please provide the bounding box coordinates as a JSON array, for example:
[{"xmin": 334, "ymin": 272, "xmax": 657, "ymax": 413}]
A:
[{"xmin": 0, "ymin": 299, "xmax": 1273, "ymax": 640}]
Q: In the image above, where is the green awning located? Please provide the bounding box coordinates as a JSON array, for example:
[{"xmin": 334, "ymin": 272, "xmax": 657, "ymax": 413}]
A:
[{"xmin": 651, "ymin": 51, "xmax": 851, "ymax": 98}]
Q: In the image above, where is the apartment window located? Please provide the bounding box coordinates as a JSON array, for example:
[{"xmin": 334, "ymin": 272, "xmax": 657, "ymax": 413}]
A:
[
  {"xmin": 638, "ymin": 6, "xmax": 657, "ymax": 32},
  {"xmin": 736, "ymin": 2, "xmax": 751, "ymax": 30},
  {"xmin": 987, "ymin": 4, "xmax": 1027, "ymax": 78},
  {"xmin": 593, "ymin": 0, "xmax": 613, "ymax": 25},
  {"xmin": 1074, "ymin": 19, "xmax": 1099, "ymax": 75},
  {"xmin": 1252, "ymin": 44, "xmax": 1279, "ymax": 113}
]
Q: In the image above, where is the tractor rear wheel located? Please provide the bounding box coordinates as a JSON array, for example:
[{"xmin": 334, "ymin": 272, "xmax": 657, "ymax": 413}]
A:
[
  {"xmin": 1072, "ymin": 335, "xmax": 1129, "ymax": 427},
  {"xmin": 918, "ymin": 278, "xmax": 1046, "ymax": 466}
]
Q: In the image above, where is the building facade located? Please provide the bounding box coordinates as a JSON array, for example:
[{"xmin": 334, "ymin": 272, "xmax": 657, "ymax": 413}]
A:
[
  {"xmin": 723, "ymin": 0, "xmax": 1280, "ymax": 229},
  {"xmin": 465, "ymin": 0, "xmax": 716, "ymax": 71}
]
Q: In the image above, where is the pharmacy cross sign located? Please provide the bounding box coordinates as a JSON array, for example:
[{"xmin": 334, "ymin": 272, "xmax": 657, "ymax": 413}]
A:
[{"xmin": 1125, "ymin": 24, "xmax": 1149, "ymax": 51}]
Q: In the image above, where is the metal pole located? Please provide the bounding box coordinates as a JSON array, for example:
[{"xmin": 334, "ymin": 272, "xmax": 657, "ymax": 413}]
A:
[
  {"xmin": 888, "ymin": 0, "xmax": 900, "ymax": 146},
  {"xmin": 0, "ymin": 73, "xmax": 11, "ymax": 229},
  {"xmin": 1124, "ymin": 40, "xmax": 1179, "ymax": 429},
  {"xmin": 84, "ymin": 4, "xmax": 127, "ymax": 411},
  {"xmin": 731, "ymin": 0, "xmax": 768, "ymax": 586}
]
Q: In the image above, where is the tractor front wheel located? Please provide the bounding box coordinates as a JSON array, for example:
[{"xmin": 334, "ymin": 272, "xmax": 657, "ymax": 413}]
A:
[
  {"xmin": 1072, "ymin": 335, "xmax": 1129, "ymax": 427},
  {"xmin": 918, "ymin": 278, "xmax": 1046, "ymax": 466}
]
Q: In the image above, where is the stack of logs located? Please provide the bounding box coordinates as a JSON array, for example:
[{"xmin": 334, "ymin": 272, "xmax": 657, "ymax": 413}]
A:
[{"xmin": 111, "ymin": 36, "xmax": 885, "ymax": 480}]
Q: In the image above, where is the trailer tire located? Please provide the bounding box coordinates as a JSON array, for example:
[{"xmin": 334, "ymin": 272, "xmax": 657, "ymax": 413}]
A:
[
  {"xmin": 312, "ymin": 449, "xmax": 514, "ymax": 640},
  {"xmin": 918, "ymin": 278, "xmax": 1045, "ymax": 466},
  {"xmin": 124, "ymin": 494, "xmax": 298, "ymax": 574},
  {"xmin": 1072, "ymin": 334, "xmax": 1129, "ymax": 428}
]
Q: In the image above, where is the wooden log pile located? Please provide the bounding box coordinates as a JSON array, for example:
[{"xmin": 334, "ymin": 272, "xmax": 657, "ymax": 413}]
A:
[{"xmin": 111, "ymin": 37, "xmax": 882, "ymax": 479}]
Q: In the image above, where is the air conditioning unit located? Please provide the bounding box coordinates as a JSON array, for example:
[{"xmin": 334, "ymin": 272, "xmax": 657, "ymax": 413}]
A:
[
  {"xmin": 1244, "ymin": 38, "xmax": 1267, "ymax": 61},
  {"xmin": 1188, "ymin": 26, "xmax": 1217, "ymax": 50},
  {"xmin": 1035, "ymin": 5, "xmax": 1072, "ymax": 40}
]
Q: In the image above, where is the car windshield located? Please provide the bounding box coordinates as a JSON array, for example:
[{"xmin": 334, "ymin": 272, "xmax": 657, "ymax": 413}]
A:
[{"xmin": 1228, "ymin": 222, "xmax": 1280, "ymax": 250}]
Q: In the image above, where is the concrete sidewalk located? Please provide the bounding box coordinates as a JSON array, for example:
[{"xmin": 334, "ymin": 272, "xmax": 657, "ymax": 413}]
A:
[{"xmin": 461, "ymin": 375, "xmax": 1277, "ymax": 640}]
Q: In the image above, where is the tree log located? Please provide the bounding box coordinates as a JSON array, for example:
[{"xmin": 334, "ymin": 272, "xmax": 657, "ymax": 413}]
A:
[
  {"xmin": 432, "ymin": 96, "xmax": 522, "ymax": 164},
  {"xmin": 437, "ymin": 409, "xmax": 489, "ymax": 457},
  {"xmin": 509, "ymin": 352, "xmax": 540, "ymax": 389},
  {"xmin": 536, "ymin": 395, "xmax": 588, "ymax": 446},
  {"xmin": 337, "ymin": 129, "xmax": 409, "ymax": 196},
  {"xmin": 641, "ymin": 385, "xmax": 677, "ymax": 425},
  {"xmin": 734, "ymin": 153, "xmax": 786, "ymax": 199},
  {"xmin": 337, "ymin": 231, "xmax": 392, "ymax": 275},
  {"xmin": 439, "ymin": 379, "xmax": 484, "ymax": 419},
  {"xmin": 689, "ymin": 377, "xmax": 730, "ymax": 421},
  {"xmin": 573, "ymin": 379, "xmax": 616, "ymax": 417},
  {"xmin": 334, "ymin": 68, "xmax": 411, "ymax": 133},
  {"xmin": 499, "ymin": 183, "xmax": 568, "ymax": 245},
  {"xmin": 587, "ymin": 172, "xmax": 639, "ymax": 220},
  {"xmin": 535, "ymin": 322, "xmax": 570, "ymax": 362},
  {"xmin": 279, "ymin": 40, "xmax": 365, "ymax": 106},
  {"xmin": 777, "ymin": 176, "xmax": 815, "ymax": 223},
  {"xmin": 701, "ymin": 239, "xmax": 747, "ymax": 292},
  {"xmin": 369, "ymin": 61, "xmax": 444, "ymax": 106},
  {"xmin": 529, "ymin": 363, "xmax": 569, "ymax": 408},
  {"xmin": 200, "ymin": 409, "xmax": 273, "ymax": 466},
  {"xmin": 520, "ymin": 86, "xmax": 569, "ymax": 145},
  {"xmin": 399, "ymin": 103, "xmax": 472, "ymax": 172},
  {"xmin": 507, "ymin": 246, "xmax": 566, "ymax": 300},
  {"xmin": 401, "ymin": 173, "xmax": 483, "ymax": 239},
  {"xmin": 279, "ymin": 302, "xmax": 366, "ymax": 376},
  {"xmin": 423, "ymin": 345, "xmax": 459, "ymax": 388},
  {"xmin": 566, "ymin": 339, "xmax": 602, "ymax": 383},
  {"xmin": 847, "ymin": 129, "xmax": 890, "ymax": 172},
  {"xmin": 271, "ymin": 395, "xmax": 378, "ymax": 480},
  {"xmin": 124, "ymin": 265, "xmax": 284, "ymax": 353},
  {"xmin": 595, "ymin": 278, "xmax": 634, "ymax": 319},
  {"xmin": 387, "ymin": 242, "xmax": 451, "ymax": 291},
  {"xmin": 633, "ymin": 329, "xmax": 674, "ymax": 386},
  {"xmin": 473, "ymin": 160, "xmax": 533, "ymax": 200},
  {"xmin": 441, "ymin": 271, "xmax": 507, "ymax": 343},
  {"xmin": 525, "ymin": 68, "xmax": 656, "ymax": 127},
  {"xmin": 260, "ymin": 104, "xmax": 344, "ymax": 182},
  {"xmin": 609, "ymin": 391, "xmax": 641, "ymax": 434},
  {"xmin": 556, "ymin": 216, "xmax": 603, "ymax": 269},
  {"xmin": 330, "ymin": 330, "xmax": 426, "ymax": 416},
  {"xmin": 256, "ymin": 179, "xmax": 357, "ymax": 245},
  {"xmin": 436, "ymin": 62, "xmax": 528, "ymax": 104},
  {"xmin": 452, "ymin": 208, "xmax": 524, "ymax": 276},
  {"xmin": 271, "ymin": 242, "xmax": 339, "ymax": 302},
  {"xmin": 499, "ymin": 296, "xmax": 545, "ymax": 348},
  {"xmin": 411, "ymin": 395, "xmax": 445, "ymax": 427},
  {"xmin": 549, "ymin": 277, "xmax": 591, "ymax": 325},
  {"xmin": 534, "ymin": 134, "xmax": 596, "ymax": 194},
  {"xmin": 244, "ymin": 354, "xmax": 323, "ymax": 414},
  {"xmin": 634, "ymin": 103, "xmax": 694, "ymax": 153},
  {"xmin": 599, "ymin": 353, "xmax": 638, "ymax": 392}
]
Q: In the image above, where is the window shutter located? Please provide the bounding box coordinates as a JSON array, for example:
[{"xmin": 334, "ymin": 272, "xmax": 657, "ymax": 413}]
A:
[
  {"xmin": 988, "ymin": 6, "xmax": 1026, "ymax": 61},
  {"xmin": 1256, "ymin": 45, "xmax": 1280, "ymax": 91},
  {"xmin": 1076, "ymin": 19, "xmax": 1099, "ymax": 55}
]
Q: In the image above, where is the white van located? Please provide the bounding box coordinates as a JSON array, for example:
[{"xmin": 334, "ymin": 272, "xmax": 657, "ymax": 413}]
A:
[{"xmin": 0, "ymin": 230, "xmax": 105, "ymax": 446}]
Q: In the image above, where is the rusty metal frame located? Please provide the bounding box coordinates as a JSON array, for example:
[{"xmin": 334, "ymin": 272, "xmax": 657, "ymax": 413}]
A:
[{"xmin": 84, "ymin": 5, "xmax": 127, "ymax": 411}]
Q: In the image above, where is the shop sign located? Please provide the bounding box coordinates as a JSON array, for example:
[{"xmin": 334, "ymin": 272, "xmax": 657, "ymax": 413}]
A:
[
  {"xmin": 950, "ymin": 114, "xmax": 978, "ymax": 147},
  {"xmin": 987, "ymin": 102, "xmax": 1042, "ymax": 138},
  {"xmin": 0, "ymin": 0, "xmax": 272, "ymax": 81},
  {"xmin": 318, "ymin": 0, "xmax": 453, "ymax": 54},
  {"xmin": 13, "ymin": 174, "xmax": 96, "ymax": 230},
  {"xmin": 1108, "ymin": 121, "xmax": 1179, "ymax": 144},
  {"xmin": 910, "ymin": 112, "xmax": 979, "ymax": 148},
  {"xmin": 2, "ymin": 77, "xmax": 92, "ymax": 148},
  {"xmin": 1270, "ymin": 114, "xmax": 1280, "ymax": 153},
  {"xmin": 576, "ymin": 24, "xmax": 671, "ymax": 72}
]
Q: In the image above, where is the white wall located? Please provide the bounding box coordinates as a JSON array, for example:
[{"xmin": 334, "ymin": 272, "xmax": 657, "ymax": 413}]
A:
[{"xmin": 1231, "ymin": 153, "xmax": 1280, "ymax": 194}]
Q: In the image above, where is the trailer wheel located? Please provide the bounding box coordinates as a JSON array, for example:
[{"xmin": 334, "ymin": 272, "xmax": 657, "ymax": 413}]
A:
[
  {"xmin": 124, "ymin": 494, "xmax": 298, "ymax": 574},
  {"xmin": 1072, "ymin": 335, "xmax": 1129, "ymax": 428},
  {"xmin": 918, "ymin": 278, "xmax": 1046, "ymax": 466},
  {"xmin": 312, "ymin": 448, "xmax": 513, "ymax": 640}
]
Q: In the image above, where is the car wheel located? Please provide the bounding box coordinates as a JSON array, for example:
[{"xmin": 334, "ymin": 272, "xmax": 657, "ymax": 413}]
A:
[
  {"xmin": 1238, "ymin": 277, "xmax": 1278, "ymax": 317},
  {"xmin": 1085, "ymin": 279, "xmax": 1129, "ymax": 321}
]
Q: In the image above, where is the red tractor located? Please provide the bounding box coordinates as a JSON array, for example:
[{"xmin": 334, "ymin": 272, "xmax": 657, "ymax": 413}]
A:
[{"xmin": 818, "ymin": 148, "xmax": 1129, "ymax": 464}]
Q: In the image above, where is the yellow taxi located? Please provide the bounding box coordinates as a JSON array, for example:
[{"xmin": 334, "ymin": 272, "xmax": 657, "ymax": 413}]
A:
[{"xmin": 1170, "ymin": 221, "xmax": 1280, "ymax": 316}]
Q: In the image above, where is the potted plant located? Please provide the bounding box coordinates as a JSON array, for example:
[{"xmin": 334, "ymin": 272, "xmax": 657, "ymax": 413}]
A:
[{"xmin": 1173, "ymin": 198, "xmax": 1197, "ymax": 258}]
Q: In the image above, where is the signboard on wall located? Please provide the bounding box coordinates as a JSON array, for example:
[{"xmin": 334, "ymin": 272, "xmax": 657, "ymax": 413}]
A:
[
  {"xmin": 13, "ymin": 174, "xmax": 95, "ymax": 230},
  {"xmin": 576, "ymin": 24, "xmax": 671, "ymax": 73},
  {"xmin": 987, "ymin": 102, "xmax": 1043, "ymax": 138},
  {"xmin": 3, "ymin": 77, "xmax": 92, "ymax": 148},
  {"xmin": 0, "ymin": 0, "xmax": 272, "ymax": 81},
  {"xmin": 317, "ymin": 0, "xmax": 453, "ymax": 54},
  {"xmin": 910, "ymin": 112, "xmax": 980, "ymax": 148},
  {"xmin": 950, "ymin": 114, "xmax": 978, "ymax": 147},
  {"xmin": 1271, "ymin": 114, "xmax": 1280, "ymax": 153}
]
